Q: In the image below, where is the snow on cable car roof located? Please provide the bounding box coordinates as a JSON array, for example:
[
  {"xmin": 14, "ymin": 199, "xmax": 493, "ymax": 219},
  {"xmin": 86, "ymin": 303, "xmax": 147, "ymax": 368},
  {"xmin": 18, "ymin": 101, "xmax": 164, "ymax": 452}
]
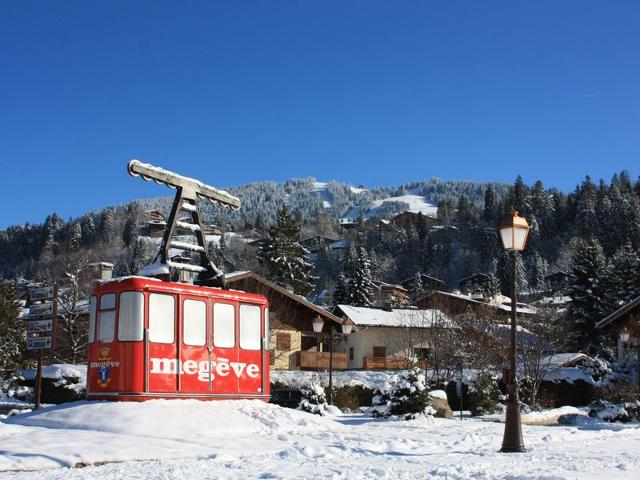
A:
[{"xmin": 337, "ymin": 305, "xmax": 451, "ymax": 328}]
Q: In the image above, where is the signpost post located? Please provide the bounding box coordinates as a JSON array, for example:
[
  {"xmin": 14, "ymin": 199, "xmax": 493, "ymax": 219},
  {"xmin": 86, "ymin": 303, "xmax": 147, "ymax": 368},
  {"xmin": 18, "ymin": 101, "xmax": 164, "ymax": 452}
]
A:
[{"xmin": 26, "ymin": 285, "xmax": 57, "ymax": 410}]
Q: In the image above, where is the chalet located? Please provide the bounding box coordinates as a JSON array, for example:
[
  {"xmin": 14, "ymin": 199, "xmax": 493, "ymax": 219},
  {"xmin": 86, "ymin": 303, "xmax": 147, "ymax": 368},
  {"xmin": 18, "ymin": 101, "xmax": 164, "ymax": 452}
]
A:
[
  {"xmin": 372, "ymin": 281, "xmax": 409, "ymax": 307},
  {"xmin": 299, "ymin": 235, "xmax": 338, "ymax": 253},
  {"xmin": 457, "ymin": 273, "xmax": 489, "ymax": 296},
  {"xmin": 225, "ymin": 271, "xmax": 347, "ymax": 371},
  {"xmin": 414, "ymin": 290, "xmax": 536, "ymax": 322},
  {"xmin": 391, "ymin": 211, "xmax": 438, "ymax": 228},
  {"xmin": 545, "ymin": 271, "xmax": 571, "ymax": 294},
  {"xmin": 595, "ymin": 295, "xmax": 640, "ymax": 366},
  {"xmin": 328, "ymin": 239, "xmax": 349, "ymax": 251},
  {"xmin": 334, "ymin": 305, "xmax": 452, "ymax": 369},
  {"xmin": 143, "ymin": 210, "xmax": 168, "ymax": 237},
  {"xmin": 400, "ymin": 273, "xmax": 445, "ymax": 295}
]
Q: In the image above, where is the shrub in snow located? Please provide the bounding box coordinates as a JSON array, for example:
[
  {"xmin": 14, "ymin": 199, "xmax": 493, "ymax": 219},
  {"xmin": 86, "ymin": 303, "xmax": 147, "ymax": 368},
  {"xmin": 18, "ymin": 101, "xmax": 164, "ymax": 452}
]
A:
[
  {"xmin": 299, "ymin": 384, "xmax": 328, "ymax": 416},
  {"xmin": 370, "ymin": 368, "xmax": 435, "ymax": 420},
  {"xmin": 588, "ymin": 399, "xmax": 640, "ymax": 423},
  {"xmin": 466, "ymin": 371, "xmax": 500, "ymax": 416}
]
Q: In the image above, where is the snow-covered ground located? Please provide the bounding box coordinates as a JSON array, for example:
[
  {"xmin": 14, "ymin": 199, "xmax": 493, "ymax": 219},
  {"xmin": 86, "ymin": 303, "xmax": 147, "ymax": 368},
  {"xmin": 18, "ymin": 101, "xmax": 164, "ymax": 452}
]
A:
[{"xmin": 0, "ymin": 400, "xmax": 638, "ymax": 479}]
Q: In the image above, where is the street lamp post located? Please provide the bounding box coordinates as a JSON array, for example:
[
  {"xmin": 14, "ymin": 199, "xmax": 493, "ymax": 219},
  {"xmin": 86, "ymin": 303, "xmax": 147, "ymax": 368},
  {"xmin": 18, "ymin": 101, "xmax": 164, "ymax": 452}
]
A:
[
  {"xmin": 498, "ymin": 211, "xmax": 530, "ymax": 453},
  {"xmin": 311, "ymin": 315, "xmax": 353, "ymax": 405}
]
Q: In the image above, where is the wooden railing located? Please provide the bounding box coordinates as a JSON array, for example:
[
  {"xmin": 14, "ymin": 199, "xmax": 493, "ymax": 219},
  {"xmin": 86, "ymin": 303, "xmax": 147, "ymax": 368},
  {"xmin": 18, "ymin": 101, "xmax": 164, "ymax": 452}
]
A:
[
  {"xmin": 298, "ymin": 351, "xmax": 348, "ymax": 370},
  {"xmin": 362, "ymin": 356, "xmax": 428, "ymax": 370}
]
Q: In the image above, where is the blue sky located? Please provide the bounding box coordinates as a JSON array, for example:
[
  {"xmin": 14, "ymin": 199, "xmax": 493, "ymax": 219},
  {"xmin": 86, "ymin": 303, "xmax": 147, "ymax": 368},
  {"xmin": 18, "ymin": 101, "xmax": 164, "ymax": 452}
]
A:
[{"xmin": 1, "ymin": 1, "xmax": 639, "ymax": 228}]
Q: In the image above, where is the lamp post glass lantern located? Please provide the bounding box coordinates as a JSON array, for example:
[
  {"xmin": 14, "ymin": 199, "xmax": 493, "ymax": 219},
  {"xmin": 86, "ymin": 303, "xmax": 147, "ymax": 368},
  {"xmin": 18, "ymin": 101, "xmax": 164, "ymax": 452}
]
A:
[{"xmin": 498, "ymin": 211, "xmax": 530, "ymax": 453}]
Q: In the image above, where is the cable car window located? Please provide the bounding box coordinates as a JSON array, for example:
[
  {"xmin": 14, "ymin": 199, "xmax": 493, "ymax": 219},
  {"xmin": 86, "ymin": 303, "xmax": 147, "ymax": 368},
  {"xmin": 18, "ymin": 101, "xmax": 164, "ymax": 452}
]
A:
[
  {"xmin": 98, "ymin": 293, "xmax": 116, "ymax": 342},
  {"xmin": 213, "ymin": 303, "xmax": 235, "ymax": 348},
  {"xmin": 264, "ymin": 307, "xmax": 269, "ymax": 342},
  {"xmin": 88, "ymin": 296, "xmax": 96, "ymax": 343},
  {"xmin": 240, "ymin": 304, "xmax": 261, "ymax": 350},
  {"xmin": 149, "ymin": 293, "xmax": 175, "ymax": 344},
  {"xmin": 118, "ymin": 291, "xmax": 144, "ymax": 341},
  {"xmin": 183, "ymin": 299, "xmax": 206, "ymax": 346}
]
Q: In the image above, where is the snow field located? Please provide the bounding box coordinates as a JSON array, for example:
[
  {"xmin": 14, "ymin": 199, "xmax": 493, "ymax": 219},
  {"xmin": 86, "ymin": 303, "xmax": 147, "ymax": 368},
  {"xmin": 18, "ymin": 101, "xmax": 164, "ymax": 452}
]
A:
[{"xmin": 0, "ymin": 400, "xmax": 639, "ymax": 479}]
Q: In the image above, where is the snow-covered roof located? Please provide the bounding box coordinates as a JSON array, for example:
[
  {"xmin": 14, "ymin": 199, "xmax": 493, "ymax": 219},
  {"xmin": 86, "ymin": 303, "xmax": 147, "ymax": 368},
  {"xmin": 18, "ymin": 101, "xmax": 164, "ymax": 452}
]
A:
[
  {"xmin": 337, "ymin": 305, "xmax": 451, "ymax": 328},
  {"xmin": 428, "ymin": 290, "xmax": 537, "ymax": 315},
  {"xmin": 543, "ymin": 353, "xmax": 588, "ymax": 368}
]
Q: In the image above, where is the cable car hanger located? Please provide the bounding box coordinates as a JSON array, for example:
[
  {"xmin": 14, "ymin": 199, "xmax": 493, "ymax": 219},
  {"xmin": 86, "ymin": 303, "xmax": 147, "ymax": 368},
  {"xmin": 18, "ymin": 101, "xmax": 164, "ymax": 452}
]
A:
[{"xmin": 128, "ymin": 160, "xmax": 241, "ymax": 288}]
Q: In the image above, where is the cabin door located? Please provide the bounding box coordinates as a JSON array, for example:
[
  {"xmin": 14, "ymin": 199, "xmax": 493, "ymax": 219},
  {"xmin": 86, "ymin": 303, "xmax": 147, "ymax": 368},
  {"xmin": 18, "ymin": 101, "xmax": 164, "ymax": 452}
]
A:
[
  {"xmin": 147, "ymin": 292, "xmax": 179, "ymax": 394},
  {"xmin": 179, "ymin": 295, "xmax": 210, "ymax": 395}
]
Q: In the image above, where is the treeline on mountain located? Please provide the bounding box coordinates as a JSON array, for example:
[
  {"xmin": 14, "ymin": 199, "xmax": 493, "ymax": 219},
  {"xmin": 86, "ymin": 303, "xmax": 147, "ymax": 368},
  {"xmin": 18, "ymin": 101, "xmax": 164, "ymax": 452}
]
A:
[{"xmin": 1, "ymin": 172, "xmax": 640, "ymax": 355}]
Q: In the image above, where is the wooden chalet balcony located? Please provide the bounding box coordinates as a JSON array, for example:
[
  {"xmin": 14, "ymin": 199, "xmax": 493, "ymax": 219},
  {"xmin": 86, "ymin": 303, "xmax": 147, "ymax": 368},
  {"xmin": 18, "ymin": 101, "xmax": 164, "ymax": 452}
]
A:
[
  {"xmin": 362, "ymin": 356, "xmax": 428, "ymax": 370},
  {"xmin": 298, "ymin": 351, "xmax": 348, "ymax": 370}
]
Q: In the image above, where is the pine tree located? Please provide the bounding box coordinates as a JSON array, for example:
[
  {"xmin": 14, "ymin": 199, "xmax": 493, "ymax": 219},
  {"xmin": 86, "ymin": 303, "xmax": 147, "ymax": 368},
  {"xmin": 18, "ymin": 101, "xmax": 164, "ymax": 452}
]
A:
[
  {"xmin": 80, "ymin": 214, "xmax": 97, "ymax": 246},
  {"xmin": 484, "ymin": 258, "xmax": 501, "ymax": 300},
  {"xmin": 336, "ymin": 245, "xmax": 375, "ymax": 306},
  {"xmin": 0, "ymin": 279, "xmax": 23, "ymax": 376},
  {"xmin": 99, "ymin": 209, "xmax": 116, "ymax": 244},
  {"xmin": 409, "ymin": 271, "xmax": 426, "ymax": 301},
  {"xmin": 568, "ymin": 237, "xmax": 607, "ymax": 350},
  {"xmin": 257, "ymin": 207, "xmax": 315, "ymax": 296},
  {"xmin": 603, "ymin": 243, "xmax": 640, "ymax": 313},
  {"xmin": 456, "ymin": 195, "xmax": 472, "ymax": 223},
  {"xmin": 528, "ymin": 252, "xmax": 548, "ymax": 293},
  {"xmin": 66, "ymin": 221, "xmax": 82, "ymax": 252},
  {"xmin": 333, "ymin": 273, "xmax": 350, "ymax": 305},
  {"xmin": 497, "ymin": 251, "xmax": 528, "ymax": 296},
  {"xmin": 484, "ymin": 185, "xmax": 498, "ymax": 224}
]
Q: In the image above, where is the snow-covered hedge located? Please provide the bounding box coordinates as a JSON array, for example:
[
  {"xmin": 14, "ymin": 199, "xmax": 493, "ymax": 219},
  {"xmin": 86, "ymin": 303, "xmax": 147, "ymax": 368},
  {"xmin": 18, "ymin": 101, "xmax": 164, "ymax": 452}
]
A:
[
  {"xmin": 370, "ymin": 368, "xmax": 435, "ymax": 420},
  {"xmin": 588, "ymin": 399, "xmax": 640, "ymax": 423}
]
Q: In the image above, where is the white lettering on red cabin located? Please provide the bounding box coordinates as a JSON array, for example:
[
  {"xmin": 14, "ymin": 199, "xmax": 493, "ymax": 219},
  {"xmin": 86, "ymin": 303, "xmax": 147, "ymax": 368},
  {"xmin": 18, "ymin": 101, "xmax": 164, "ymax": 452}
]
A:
[{"xmin": 149, "ymin": 357, "xmax": 260, "ymax": 382}]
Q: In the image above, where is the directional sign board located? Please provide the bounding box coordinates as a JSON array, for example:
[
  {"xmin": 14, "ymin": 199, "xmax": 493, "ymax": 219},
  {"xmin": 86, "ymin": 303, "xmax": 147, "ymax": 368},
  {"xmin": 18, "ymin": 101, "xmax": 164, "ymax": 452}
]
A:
[
  {"xmin": 28, "ymin": 302, "xmax": 54, "ymax": 317},
  {"xmin": 30, "ymin": 286, "xmax": 54, "ymax": 301},
  {"xmin": 27, "ymin": 336, "xmax": 52, "ymax": 350},
  {"xmin": 27, "ymin": 319, "xmax": 54, "ymax": 334}
]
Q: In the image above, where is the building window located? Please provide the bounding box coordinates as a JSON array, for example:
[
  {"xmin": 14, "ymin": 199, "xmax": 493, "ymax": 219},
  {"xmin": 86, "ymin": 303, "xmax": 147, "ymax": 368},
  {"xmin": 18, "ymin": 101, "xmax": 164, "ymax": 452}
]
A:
[
  {"xmin": 413, "ymin": 347, "xmax": 431, "ymax": 360},
  {"xmin": 276, "ymin": 332, "xmax": 291, "ymax": 351},
  {"xmin": 372, "ymin": 346, "xmax": 386, "ymax": 357},
  {"xmin": 349, "ymin": 347, "xmax": 354, "ymax": 360}
]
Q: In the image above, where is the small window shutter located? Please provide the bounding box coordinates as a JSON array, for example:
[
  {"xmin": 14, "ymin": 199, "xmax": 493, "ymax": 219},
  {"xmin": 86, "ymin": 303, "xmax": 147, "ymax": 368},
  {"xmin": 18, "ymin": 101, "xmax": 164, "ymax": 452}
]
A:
[{"xmin": 276, "ymin": 332, "xmax": 292, "ymax": 350}]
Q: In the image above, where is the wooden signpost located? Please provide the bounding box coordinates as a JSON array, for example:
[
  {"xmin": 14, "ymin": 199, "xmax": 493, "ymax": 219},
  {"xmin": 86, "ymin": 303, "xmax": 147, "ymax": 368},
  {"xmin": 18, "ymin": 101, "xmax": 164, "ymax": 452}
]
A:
[{"xmin": 27, "ymin": 285, "xmax": 57, "ymax": 410}]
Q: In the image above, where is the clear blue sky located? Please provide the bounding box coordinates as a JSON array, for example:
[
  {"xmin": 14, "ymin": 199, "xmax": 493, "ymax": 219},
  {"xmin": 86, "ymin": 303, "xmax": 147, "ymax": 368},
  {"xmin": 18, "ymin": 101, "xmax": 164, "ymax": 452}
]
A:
[{"xmin": 1, "ymin": 1, "xmax": 639, "ymax": 228}]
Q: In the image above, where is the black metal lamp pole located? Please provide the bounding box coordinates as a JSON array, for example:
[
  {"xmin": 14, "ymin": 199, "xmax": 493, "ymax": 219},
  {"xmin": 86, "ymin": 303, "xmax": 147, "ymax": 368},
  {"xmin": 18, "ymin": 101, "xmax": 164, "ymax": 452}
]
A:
[{"xmin": 501, "ymin": 250, "xmax": 525, "ymax": 452}]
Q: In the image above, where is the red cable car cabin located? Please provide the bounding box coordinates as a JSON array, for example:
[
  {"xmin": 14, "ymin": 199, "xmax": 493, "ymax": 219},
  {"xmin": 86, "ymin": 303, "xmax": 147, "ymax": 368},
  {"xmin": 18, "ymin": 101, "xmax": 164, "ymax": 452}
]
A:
[{"xmin": 86, "ymin": 277, "xmax": 270, "ymax": 402}]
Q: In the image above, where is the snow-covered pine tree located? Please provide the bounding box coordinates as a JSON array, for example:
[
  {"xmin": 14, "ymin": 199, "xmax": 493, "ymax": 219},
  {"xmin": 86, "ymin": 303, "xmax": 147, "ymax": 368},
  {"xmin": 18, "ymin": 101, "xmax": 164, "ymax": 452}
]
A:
[
  {"xmin": 484, "ymin": 184, "xmax": 499, "ymax": 224},
  {"xmin": 409, "ymin": 271, "xmax": 426, "ymax": 302},
  {"xmin": 484, "ymin": 258, "xmax": 501, "ymax": 300},
  {"xmin": 528, "ymin": 252, "xmax": 548, "ymax": 294},
  {"xmin": 257, "ymin": 207, "xmax": 315, "ymax": 296},
  {"xmin": 0, "ymin": 279, "xmax": 23, "ymax": 376},
  {"xmin": 66, "ymin": 221, "xmax": 82, "ymax": 252},
  {"xmin": 603, "ymin": 243, "xmax": 640, "ymax": 313},
  {"xmin": 568, "ymin": 237, "xmax": 607, "ymax": 350},
  {"xmin": 99, "ymin": 208, "xmax": 116, "ymax": 244},
  {"xmin": 497, "ymin": 251, "xmax": 528, "ymax": 296}
]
